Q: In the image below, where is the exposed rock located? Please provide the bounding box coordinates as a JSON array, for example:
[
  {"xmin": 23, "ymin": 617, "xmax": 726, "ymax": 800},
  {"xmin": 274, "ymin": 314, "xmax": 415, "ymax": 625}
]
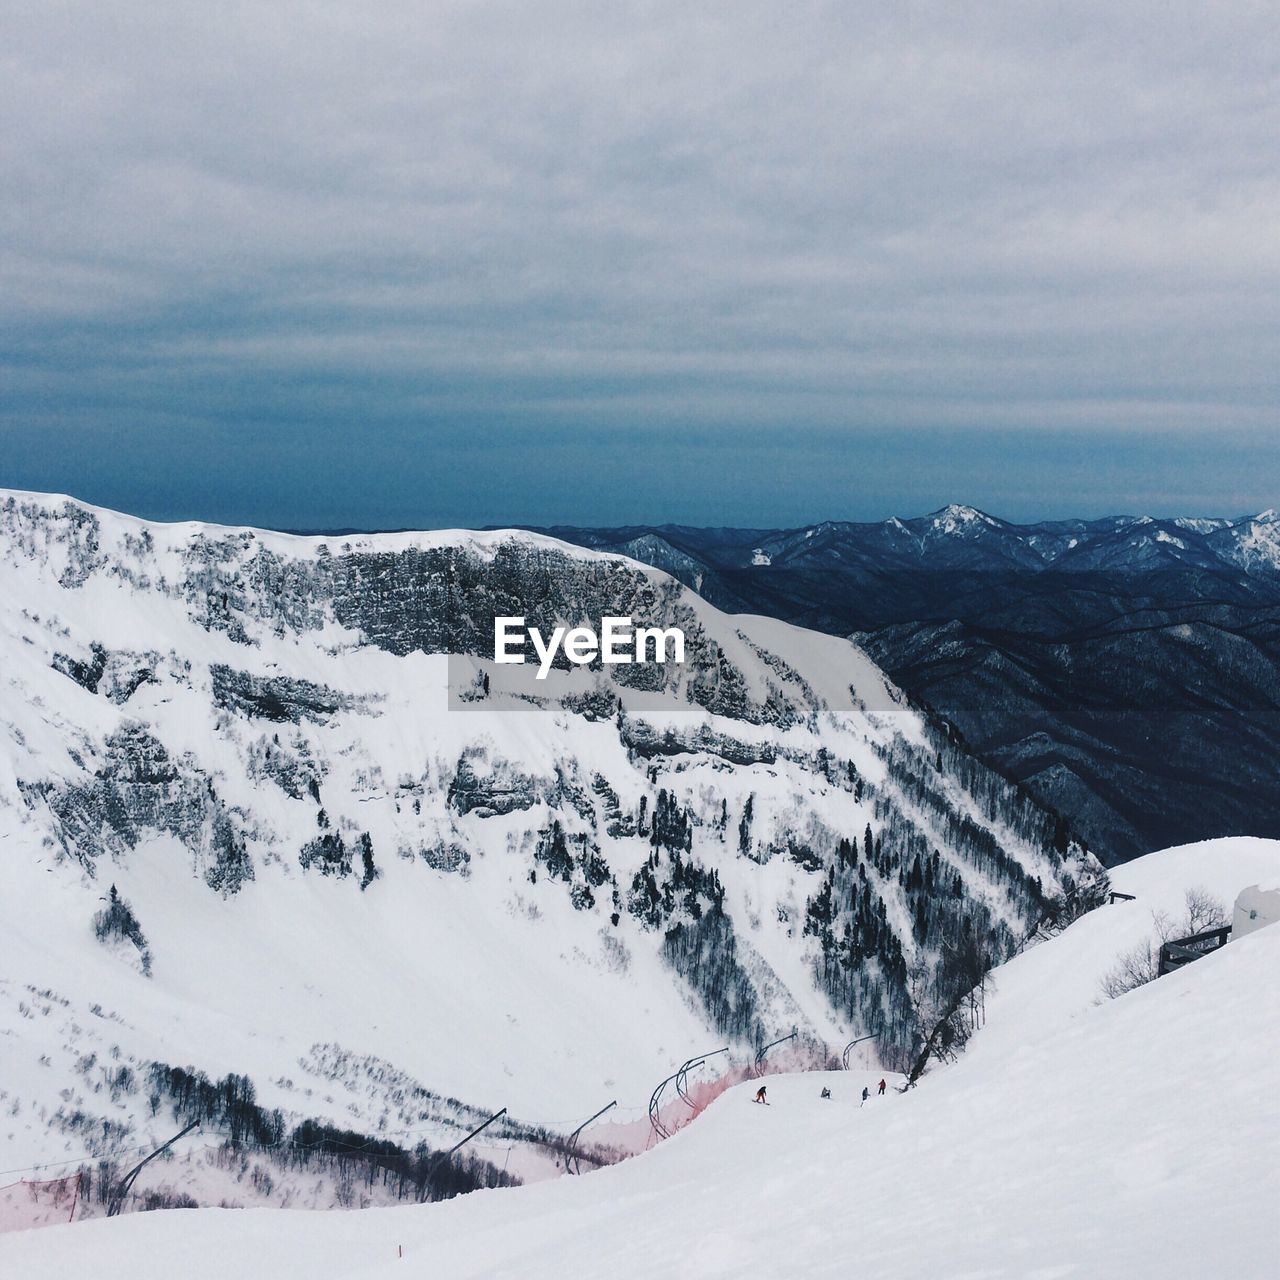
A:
[
  {"xmin": 211, "ymin": 664, "xmax": 366, "ymax": 723},
  {"xmin": 620, "ymin": 718, "xmax": 777, "ymax": 766},
  {"xmin": 447, "ymin": 751, "xmax": 540, "ymax": 816},
  {"xmin": 52, "ymin": 643, "xmax": 108, "ymax": 693},
  {"xmin": 406, "ymin": 841, "xmax": 471, "ymax": 875},
  {"xmin": 34, "ymin": 722, "xmax": 256, "ymax": 893}
]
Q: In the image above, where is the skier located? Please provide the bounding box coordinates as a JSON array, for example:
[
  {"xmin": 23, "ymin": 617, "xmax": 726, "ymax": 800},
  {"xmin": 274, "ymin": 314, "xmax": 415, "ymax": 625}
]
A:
[
  {"xmin": 820, "ymin": 1087, "xmax": 831, "ymax": 1100},
  {"xmin": 877, "ymin": 1078, "xmax": 886, "ymax": 1096},
  {"xmin": 861, "ymin": 1086, "xmax": 870, "ymax": 1106},
  {"xmin": 753, "ymin": 1085, "xmax": 768, "ymax": 1105}
]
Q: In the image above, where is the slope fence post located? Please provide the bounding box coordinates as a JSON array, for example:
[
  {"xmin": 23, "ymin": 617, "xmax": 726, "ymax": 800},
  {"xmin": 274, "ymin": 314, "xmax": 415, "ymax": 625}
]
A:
[
  {"xmin": 842, "ymin": 1034, "xmax": 876, "ymax": 1070},
  {"xmin": 418, "ymin": 1108, "xmax": 507, "ymax": 1203},
  {"xmin": 648, "ymin": 1070, "xmax": 681, "ymax": 1141},
  {"xmin": 676, "ymin": 1048, "xmax": 728, "ymax": 1109},
  {"xmin": 565, "ymin": 1100, "xmax": 617, "ymax": 1175},
  {"xmin": 107, "ymin": 1120, "xmax": 200, "ymax": 1217},
  {"xmin": 650, "ymin": 1047, "xmax": 731, "ymax": 1141},
  {"xmin": 754, "ymin": 1030, "xmax": 798, "ymax": 1077}
]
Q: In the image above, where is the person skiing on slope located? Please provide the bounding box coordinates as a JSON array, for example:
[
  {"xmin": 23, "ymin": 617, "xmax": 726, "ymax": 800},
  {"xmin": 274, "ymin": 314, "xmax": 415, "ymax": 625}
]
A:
[
  {"xmin": 877, "ymin": 1078, "xmax": 886, "ymax": 1096},
  {"xmin": 861, "ymin": 1086, "xmax": 870, "ymax": 1106},
  {"xmin": 753, "ymin": 1085, "xmax": 768, "ymax": 1104}
]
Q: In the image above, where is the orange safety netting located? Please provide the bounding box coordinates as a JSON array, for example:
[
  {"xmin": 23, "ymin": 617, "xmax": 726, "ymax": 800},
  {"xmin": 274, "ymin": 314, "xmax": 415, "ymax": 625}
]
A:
[{"xmin": 0, "ymin": 1172, "xmax": 81, "ymax": 1233}]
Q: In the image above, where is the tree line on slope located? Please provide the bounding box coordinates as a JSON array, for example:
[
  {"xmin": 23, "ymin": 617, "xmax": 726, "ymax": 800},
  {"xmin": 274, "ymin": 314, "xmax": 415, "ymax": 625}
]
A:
[{"xmin": 141, "ymin": 1063, "xmax": 520, "ymax": 1207}]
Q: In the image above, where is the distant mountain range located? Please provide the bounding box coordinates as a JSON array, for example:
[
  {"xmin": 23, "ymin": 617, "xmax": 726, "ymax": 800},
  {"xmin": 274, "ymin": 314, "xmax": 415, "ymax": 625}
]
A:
[
  {"xmin": 533, "ymin": 506, "xmax": 1280, "ymax": 864},
  {"xmin": 536, "ymin": 504, "xmax": 1280, "ymax": 579}
]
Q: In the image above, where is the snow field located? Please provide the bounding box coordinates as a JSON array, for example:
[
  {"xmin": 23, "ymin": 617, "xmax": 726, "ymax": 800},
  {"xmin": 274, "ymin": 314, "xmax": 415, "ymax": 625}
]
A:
[{"xmin": 4, "ymin": 849, "xmax": 1276, "ymax": 1278}]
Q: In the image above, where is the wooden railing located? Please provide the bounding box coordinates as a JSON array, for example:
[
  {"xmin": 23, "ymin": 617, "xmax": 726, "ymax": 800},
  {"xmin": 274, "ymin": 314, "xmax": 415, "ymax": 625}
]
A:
[{"xmin": 1157, "ymin": 925, "xmax": 1231, "ymax": 977}]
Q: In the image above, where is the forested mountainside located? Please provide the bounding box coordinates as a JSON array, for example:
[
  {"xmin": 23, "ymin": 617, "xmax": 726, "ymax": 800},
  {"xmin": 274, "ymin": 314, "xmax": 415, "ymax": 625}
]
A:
[
  {"xmin": 532, "ymin": 506, "xmax": 1280, "ymax": 862},
  {"xmin": 0, "ymin": 491, "xmax": 1099, "ymax": 1214}
]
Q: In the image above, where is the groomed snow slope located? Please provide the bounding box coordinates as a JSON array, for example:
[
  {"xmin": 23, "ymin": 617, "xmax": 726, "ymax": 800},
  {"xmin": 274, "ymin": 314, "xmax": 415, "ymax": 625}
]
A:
[
  {"xmin": 4, "ymin": 845, "xmax": 1276, "ymax": 1279},
  {"xmin": 966, "ymin": 835, "xmax": 1280, "ymax": 1066}
]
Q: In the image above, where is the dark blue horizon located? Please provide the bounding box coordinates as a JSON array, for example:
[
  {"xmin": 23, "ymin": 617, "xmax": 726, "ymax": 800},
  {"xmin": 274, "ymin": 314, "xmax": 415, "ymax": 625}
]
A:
[{"xmin": 1, "ymin": 419, "xmax": 1275, "ymax": 532}]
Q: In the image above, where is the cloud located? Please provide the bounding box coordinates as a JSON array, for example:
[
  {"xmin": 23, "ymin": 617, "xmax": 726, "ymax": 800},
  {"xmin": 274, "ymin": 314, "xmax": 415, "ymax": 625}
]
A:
[{"xmin": 0, "ymin": 1, "xmax": 1277, "ymax": 523}]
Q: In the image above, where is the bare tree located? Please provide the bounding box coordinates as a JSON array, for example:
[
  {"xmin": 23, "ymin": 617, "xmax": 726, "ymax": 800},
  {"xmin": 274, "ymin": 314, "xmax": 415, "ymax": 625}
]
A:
[
  {"xmin": 1182, "ymin": 886, "xmax": 1229, "ymax": 935},
  {"xmin": 1099, "ymin": 938, "xmax": 1159, "ymax": 999},
  {"xmin": 1098, "ymin": 909, "xmax": 1170, "ymax": 999},
  {"xmin": 1099, "ymin": 891, "xmax": 1229, "ymax": 1001},
  {"xmin": 901, "ymin": 935, "xmax": 990, "ymax": 1086}
]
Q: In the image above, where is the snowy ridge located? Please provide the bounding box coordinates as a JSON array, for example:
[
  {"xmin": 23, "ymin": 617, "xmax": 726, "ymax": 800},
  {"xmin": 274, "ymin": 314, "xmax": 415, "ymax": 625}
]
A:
[
  {"xmin": 550, "ymin": 504, "xmax": 1280, "ymax": 575},
  {"xmin": 966, "ymin": 836, "xmax": 1280, "ymax": 1066},
  {"xmin": 0, "ymin": 490, "xmax": 1094, "ymax": 1217}
]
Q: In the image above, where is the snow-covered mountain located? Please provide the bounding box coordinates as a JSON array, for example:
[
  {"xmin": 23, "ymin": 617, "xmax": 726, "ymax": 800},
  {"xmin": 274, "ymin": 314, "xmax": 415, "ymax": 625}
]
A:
[
  {"xmin": 536, "ymin": 504, "xmax": 1280, "ymax": 576},
  {"xmin": 5, "ymin": 837, "xmax": 1273, "ymax": 1275},
  {"xmin": 0, "ymin": 489, "xmax": 1098, "ymax": 1216},
  {"xmin": 538, "ymin": 507, "xmax": 1280, "ymax": 865}
]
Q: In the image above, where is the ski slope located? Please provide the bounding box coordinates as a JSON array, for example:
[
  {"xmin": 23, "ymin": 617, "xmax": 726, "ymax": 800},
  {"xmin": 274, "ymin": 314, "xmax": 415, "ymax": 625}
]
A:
[
  {"xmin": 3, "ymin": 842, "xmax": 1276, "ymax": 1278},
  {"xmin": 966, "ymin": 835, "xmax": 1280, "ymax": 1066}
]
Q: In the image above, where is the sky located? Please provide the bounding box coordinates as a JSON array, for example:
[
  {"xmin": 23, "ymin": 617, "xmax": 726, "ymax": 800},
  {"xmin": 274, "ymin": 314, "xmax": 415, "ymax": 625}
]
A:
[{"xmin": 1, "ymin": 1, "xmax": 1277, "ymax": 530}]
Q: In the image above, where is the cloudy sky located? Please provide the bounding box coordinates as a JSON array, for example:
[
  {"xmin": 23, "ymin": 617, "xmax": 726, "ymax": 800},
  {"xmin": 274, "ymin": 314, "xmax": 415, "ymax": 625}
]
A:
[{"xmin": 1, "ymin": 1, "xmax": 1277, "ymax": 528}]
